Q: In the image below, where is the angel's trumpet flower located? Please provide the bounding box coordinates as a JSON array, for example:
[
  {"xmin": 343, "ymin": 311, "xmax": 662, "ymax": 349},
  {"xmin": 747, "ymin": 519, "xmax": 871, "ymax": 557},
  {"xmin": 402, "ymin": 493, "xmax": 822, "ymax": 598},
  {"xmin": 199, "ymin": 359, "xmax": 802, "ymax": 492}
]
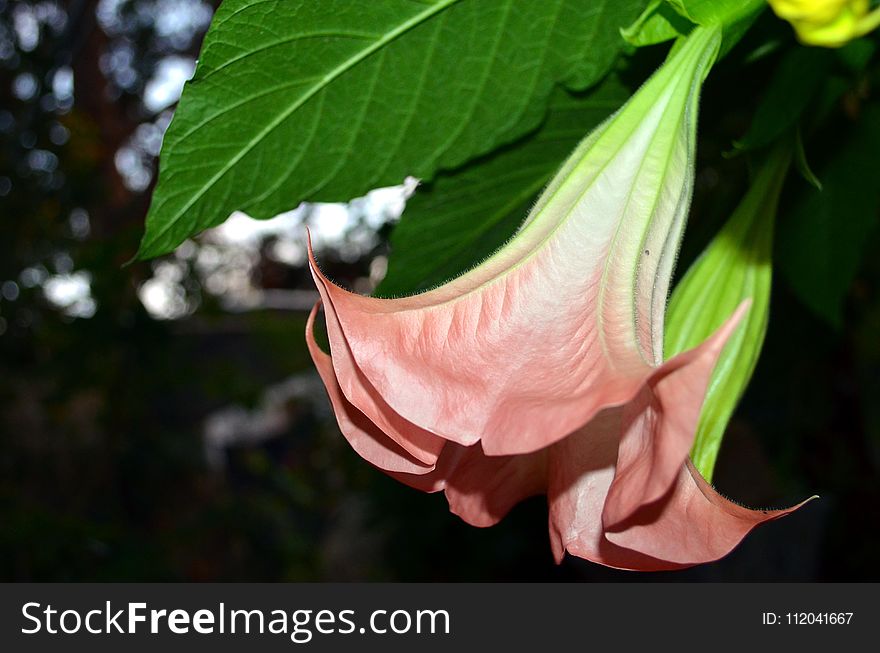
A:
[{"xmin": 306, "ymin": 25, "xmax": 807, "ymax": 570}]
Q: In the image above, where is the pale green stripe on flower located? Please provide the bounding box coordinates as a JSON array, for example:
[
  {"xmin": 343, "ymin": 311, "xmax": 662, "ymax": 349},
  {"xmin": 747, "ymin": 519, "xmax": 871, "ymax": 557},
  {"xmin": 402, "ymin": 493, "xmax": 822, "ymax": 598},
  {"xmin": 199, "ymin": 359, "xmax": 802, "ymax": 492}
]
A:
[
  {"xmin": 665, "ymin": 144, "xmax": 793, "ymax": 481},
  {"xmin": 519, "ymin": 24, "xmax": 721, "ymax": 368}
]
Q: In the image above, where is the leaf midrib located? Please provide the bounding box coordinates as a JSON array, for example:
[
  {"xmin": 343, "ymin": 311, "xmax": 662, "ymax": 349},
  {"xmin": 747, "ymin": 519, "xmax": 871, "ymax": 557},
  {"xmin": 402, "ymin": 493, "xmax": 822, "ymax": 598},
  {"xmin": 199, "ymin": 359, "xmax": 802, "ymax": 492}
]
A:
[{"xmin": 144, "ymin": 0, "xmax": 464, "ymax": 252}]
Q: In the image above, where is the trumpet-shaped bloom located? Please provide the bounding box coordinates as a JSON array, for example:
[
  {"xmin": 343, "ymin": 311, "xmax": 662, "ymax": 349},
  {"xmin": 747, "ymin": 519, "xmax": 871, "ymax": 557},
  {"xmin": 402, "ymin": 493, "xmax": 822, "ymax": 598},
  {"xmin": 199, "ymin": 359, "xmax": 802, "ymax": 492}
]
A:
[{"xmin": 306, "ymin": 26, "xmax": 806, "ymax": 570}]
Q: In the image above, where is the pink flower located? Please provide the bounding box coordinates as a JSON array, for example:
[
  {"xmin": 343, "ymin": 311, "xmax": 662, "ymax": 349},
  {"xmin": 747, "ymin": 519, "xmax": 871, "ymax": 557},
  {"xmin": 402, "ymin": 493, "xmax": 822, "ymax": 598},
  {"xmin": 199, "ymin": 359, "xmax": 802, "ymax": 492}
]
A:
[{"xmin": 305, "ymin": 26, "xmax": 807, "ymax": 570}]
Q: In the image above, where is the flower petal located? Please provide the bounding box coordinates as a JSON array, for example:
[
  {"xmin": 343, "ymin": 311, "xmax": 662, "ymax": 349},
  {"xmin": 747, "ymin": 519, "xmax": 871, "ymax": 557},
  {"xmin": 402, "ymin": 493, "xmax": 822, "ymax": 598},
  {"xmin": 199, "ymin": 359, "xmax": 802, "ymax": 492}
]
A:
[
  {"xmin": 307, "ymin": 299, "xmax": 445, "ymax": 465},
  {"xmin": 546, "ymin": 409, "xmax": 660, "ymax": 568},
  {"xmin": 305, "ymin": 303, "xmax": 440, "ymax": 475},
  {"xmin": 390, "ymin": 442, "xmax": 548, "ymax": 526},
  {"xmin": 442, "ymin": 444, "xmax": 548, "ymax": 528},
  {"xmin": 546, "ymin": 412, "xmax": 809, "ymax": 570},
  {"xmin": 603, "ymin": 461, "xmax": 813, "ymax": 569},
  {"xmin": 602, "ymin": 302, "xmax": 750, "ymax": 528}
]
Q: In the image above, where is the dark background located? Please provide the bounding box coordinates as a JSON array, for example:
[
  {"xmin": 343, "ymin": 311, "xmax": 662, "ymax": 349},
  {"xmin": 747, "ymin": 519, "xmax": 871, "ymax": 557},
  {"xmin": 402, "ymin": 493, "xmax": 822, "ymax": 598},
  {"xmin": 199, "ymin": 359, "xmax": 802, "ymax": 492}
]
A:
[{"xmin": 1, "ymin": 0, "xmax": 877, "ymax": 581}]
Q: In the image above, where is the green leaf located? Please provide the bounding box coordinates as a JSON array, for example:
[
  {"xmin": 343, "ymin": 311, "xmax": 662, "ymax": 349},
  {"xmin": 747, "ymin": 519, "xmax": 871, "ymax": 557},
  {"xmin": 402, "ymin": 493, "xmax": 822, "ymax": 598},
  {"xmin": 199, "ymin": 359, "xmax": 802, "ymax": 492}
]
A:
[
  {"xmin": 779, "ymin": 104, "xmax": 880, "ymax": 327},
  {"xmin": 375, "ymin": 76, "xmax": 630, "ymax": 297},
  {"xmin": 735, "ymin": 46, "xmax": 832, "ymax": 151},
  {"xmin": 666, "ymin": 0, "xmax": 762, "ymax": 26},
  {"xmin": 623, "ymin": 0, "xmax": 764, "ymax": 52},
  {"xmin": 793, "ymin": 127, "xmax": 822, "ymax": 190},
  {"xmin": 139, "ymin": 0, "xmax": 648, "ymax": 259},
  {"xmin": 665, "ymin": 144, "xmax": 792, "ymax": 481},
  {"xmin": 621, "ymin": 0, "xmax": 693, "ymax": 47},
  {"xmin": 667, "ymin": 0, "xmax": 764, "ymax": 53}
]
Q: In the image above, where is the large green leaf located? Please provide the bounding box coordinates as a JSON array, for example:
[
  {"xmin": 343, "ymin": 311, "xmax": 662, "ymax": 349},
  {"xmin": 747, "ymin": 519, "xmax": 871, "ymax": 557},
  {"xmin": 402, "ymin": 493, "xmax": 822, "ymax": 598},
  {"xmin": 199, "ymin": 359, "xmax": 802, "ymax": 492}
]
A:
[
  {"xmin": 139, "ymin": 0, "xmax": 647, "ymax": 258},
  {"xmin": 375, "ymin": 76, "xmax": 630, "ymax": 297},
  {"xmin": 779, "ymin": 104, "xmax": 880, "ymax": 327},
  {"xmin": 665, "ymin": 144, "xmax": 791, "ymax": 481}
]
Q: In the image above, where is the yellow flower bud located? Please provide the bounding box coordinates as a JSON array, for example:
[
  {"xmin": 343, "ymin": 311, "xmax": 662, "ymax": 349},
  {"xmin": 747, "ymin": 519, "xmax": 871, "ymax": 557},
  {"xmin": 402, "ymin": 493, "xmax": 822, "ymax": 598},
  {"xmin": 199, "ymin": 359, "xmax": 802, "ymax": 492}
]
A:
[{"xmin": 769, "ymin": 0, "xmax": 880, "ymax": 46}]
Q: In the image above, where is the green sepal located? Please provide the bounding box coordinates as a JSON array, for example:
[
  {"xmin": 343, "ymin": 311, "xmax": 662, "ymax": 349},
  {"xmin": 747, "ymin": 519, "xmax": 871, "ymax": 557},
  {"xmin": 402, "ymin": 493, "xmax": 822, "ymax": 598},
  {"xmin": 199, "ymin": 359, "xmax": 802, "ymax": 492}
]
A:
[
  {"xmin": 621, "ymin": 0, "xmax": 693, "ymax": 47},
  {"xmin": 665, "ymin": 144, "xmax": 792, "ymax": 481},
  {"xmin": 623, "ymin": 0, "xmax": 764, "ymax": 55}
]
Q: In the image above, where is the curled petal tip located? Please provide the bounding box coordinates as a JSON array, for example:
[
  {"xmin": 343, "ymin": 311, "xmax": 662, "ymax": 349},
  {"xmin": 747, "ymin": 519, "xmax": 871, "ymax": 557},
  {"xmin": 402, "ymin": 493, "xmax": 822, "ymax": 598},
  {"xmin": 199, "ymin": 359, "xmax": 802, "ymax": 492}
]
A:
[
  {"xmin": 305, "ymin": 302, "xmax": 441, "ymax": 474},
  {"xmin": 601, "ymin": 461, "xmax": 812, "ymax": 569},
  {"xmin": 602, "ymin": 304, "xmax": 751, "ymax": 530},
  {"xmin": 305, "ymin": 228, "xmax": 319, "ymax": 269}
]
